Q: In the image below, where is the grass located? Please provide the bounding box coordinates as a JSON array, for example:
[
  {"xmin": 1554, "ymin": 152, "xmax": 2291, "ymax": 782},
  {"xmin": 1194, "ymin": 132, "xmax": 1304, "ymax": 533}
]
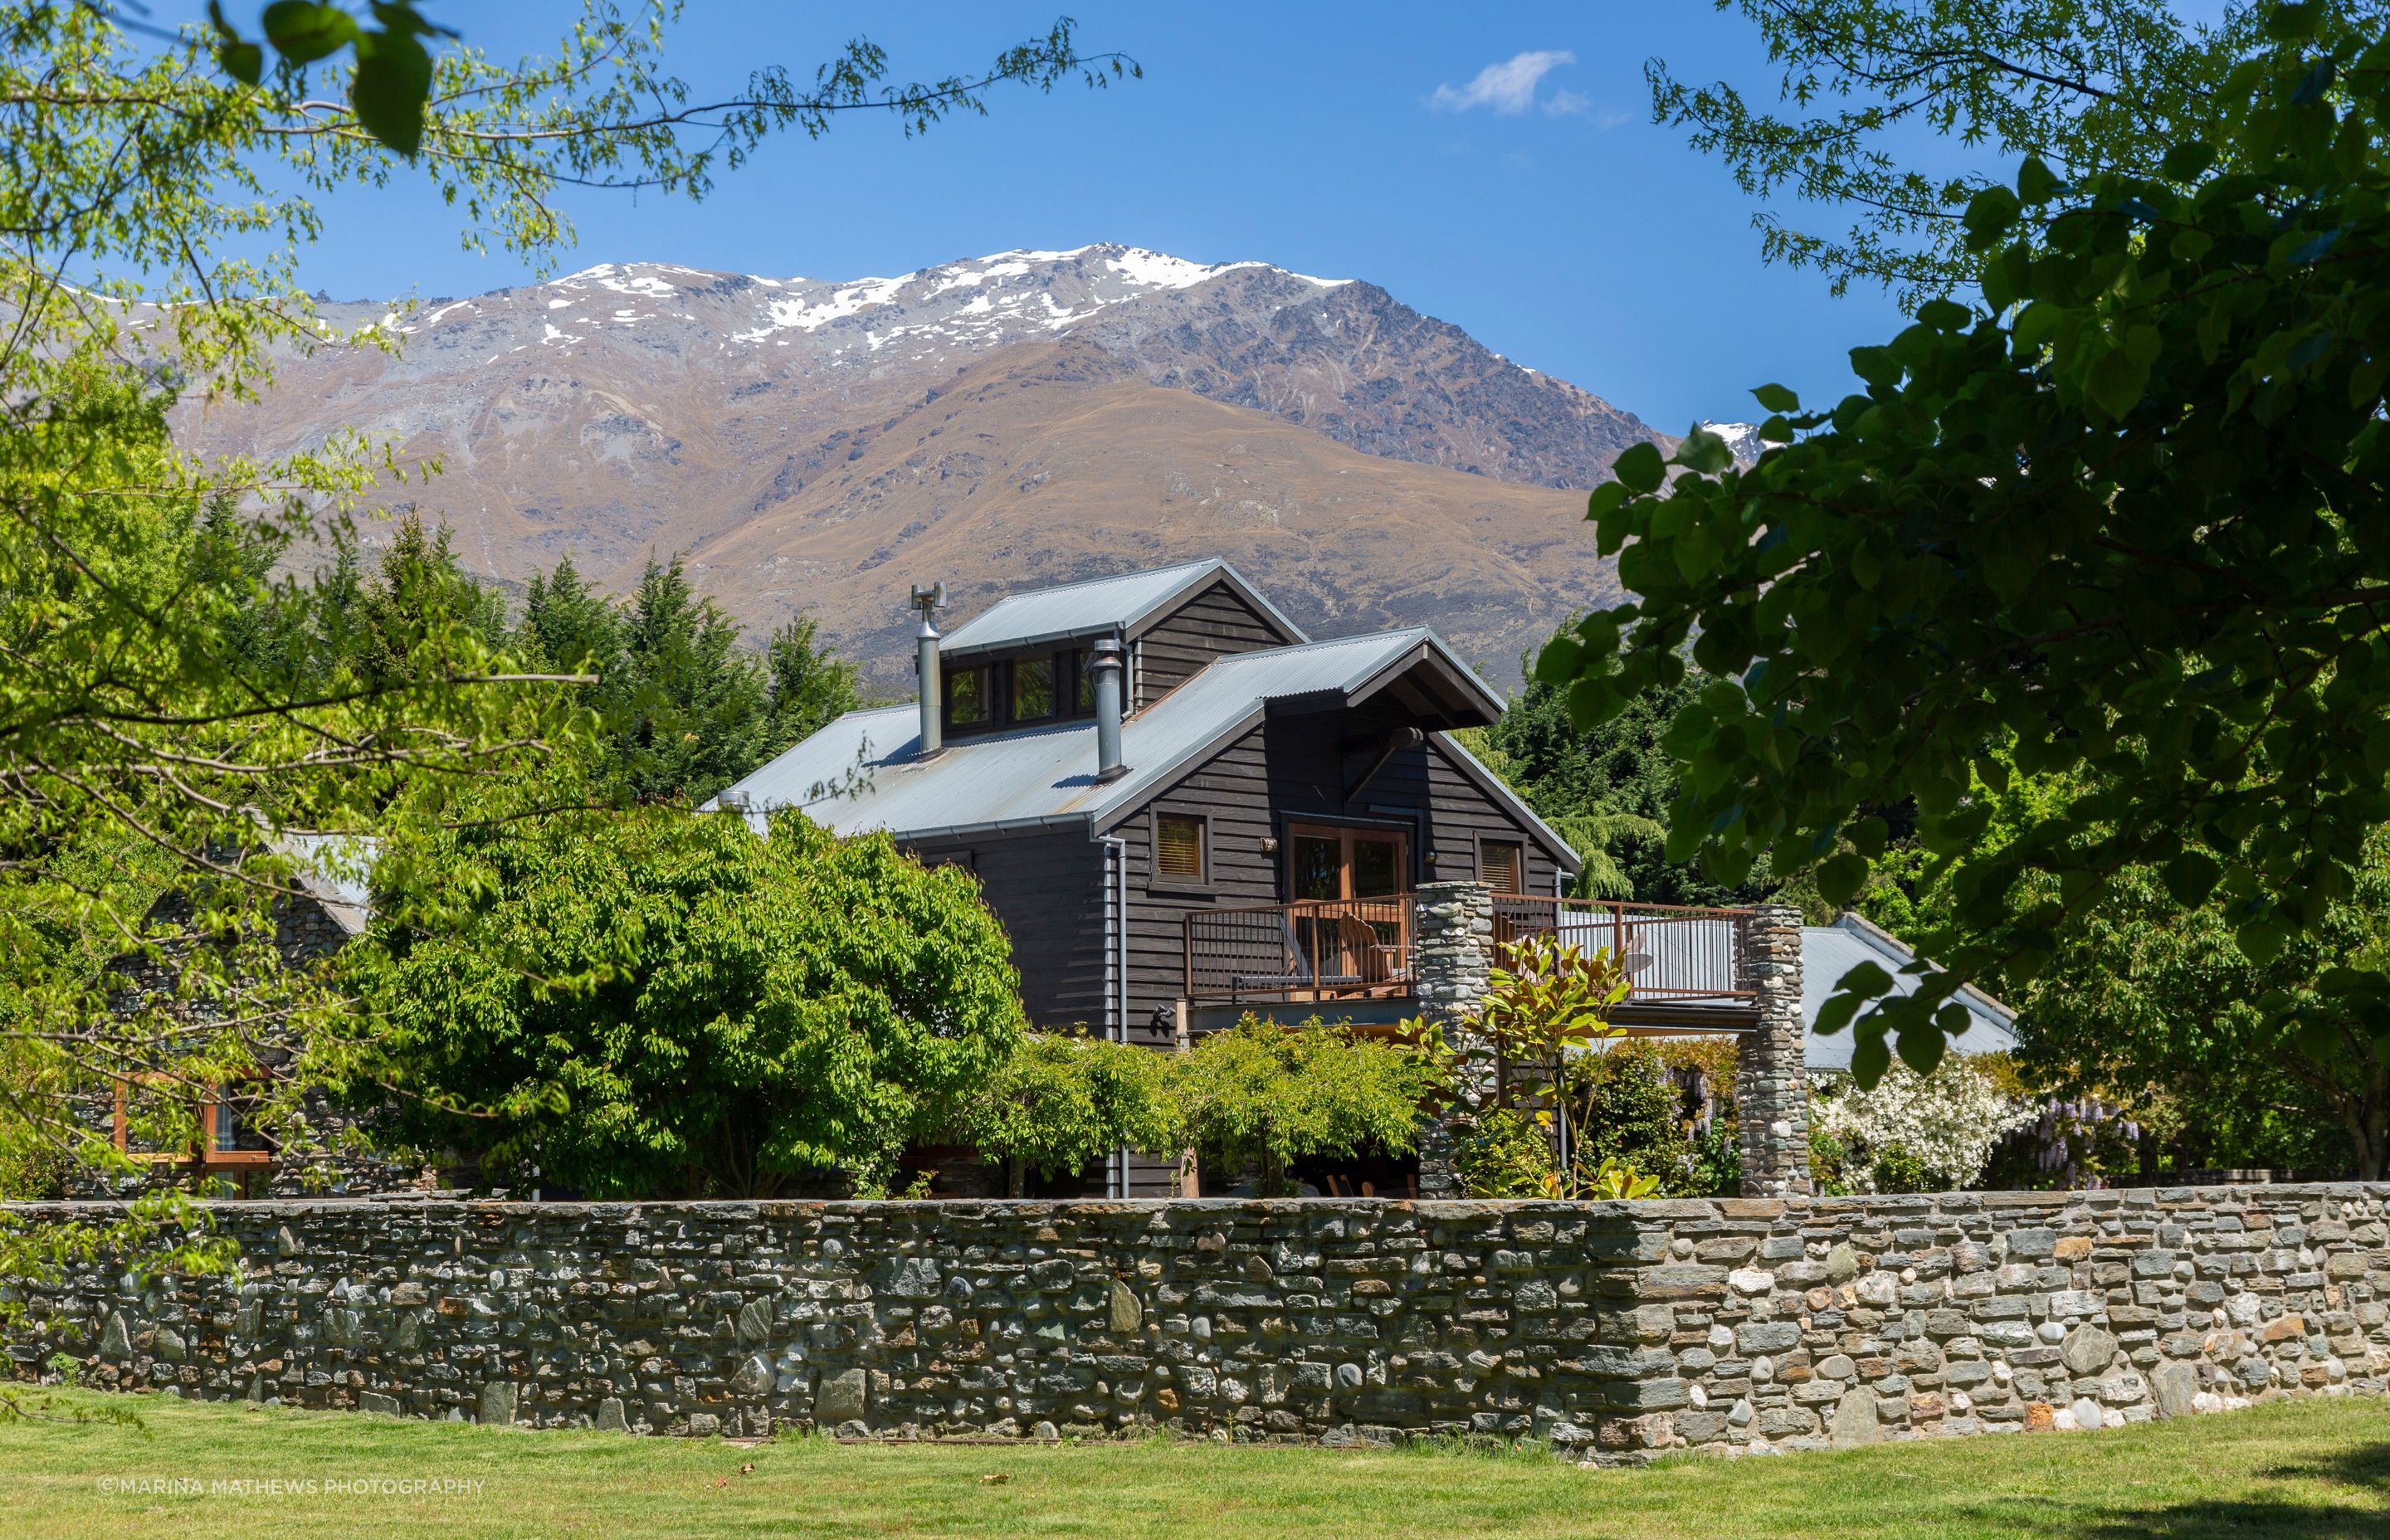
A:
[{"xmin": 0, "ymin": 1390, "xmax": 2387, "ymax": 1538}]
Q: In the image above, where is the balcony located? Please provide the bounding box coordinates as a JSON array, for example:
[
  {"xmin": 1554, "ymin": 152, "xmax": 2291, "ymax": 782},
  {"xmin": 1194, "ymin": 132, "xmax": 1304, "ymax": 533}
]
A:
[{"xmin": 1183, "ymin": 894, "xmax": 1759, "ymax": 1032}]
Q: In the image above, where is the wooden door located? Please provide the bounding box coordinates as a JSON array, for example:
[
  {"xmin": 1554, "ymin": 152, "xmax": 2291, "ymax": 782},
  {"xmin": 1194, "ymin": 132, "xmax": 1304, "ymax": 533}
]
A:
[{"xmin": 1285, "ymin": 824, "xmax": 1409, "ymax": 992}]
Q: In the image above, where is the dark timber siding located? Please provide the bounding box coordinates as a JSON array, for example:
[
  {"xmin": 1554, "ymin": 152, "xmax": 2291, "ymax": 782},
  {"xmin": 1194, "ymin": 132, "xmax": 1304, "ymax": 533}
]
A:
[
  {"xmin": 1134, "ymin": 581, "xmax": 1295, "ymax": 707},
  {"xmin": 904, "ymin": 703, "xmax": 1560, "ymax": 1201},
  {"xmin": 902, "ymin": 826, "xmax": 1107, "ymax": 1032},
  {"xmin": 1111, "ymin": 710, "xmax": 1561, "ymax": 1036}
]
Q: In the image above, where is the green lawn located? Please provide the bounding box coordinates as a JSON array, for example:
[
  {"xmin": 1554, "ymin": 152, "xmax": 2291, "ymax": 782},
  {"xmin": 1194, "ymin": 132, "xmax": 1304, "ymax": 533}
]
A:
[{"xmin": 1, "ymin": 1390, "xmax": 2386, "ymax": 1539}]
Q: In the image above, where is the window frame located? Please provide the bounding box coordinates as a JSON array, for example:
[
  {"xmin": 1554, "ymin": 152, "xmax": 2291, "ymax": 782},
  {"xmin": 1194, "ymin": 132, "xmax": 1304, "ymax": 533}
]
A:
[
  {"xmin": 112, "ymin": 1075, "xmax": 272, "ymax": 1169},
  {"xmin": 1149, "ymin": 808, "xmax": 1213, "ymax": 893},
  {"xmin": 1283, "ymin": 818, "xmax": 1413, "ymax": 901},
  {"xmin": 1009, "ymin": 654, "xmax": 1059, "ymax": 724},
  {"xmin": 942, "ymin": 660, "xmax": 995, "ymax": 733},
  {"xmin": 1475, "ymin": 835, "xmax": 1528, "ymax": 895}
]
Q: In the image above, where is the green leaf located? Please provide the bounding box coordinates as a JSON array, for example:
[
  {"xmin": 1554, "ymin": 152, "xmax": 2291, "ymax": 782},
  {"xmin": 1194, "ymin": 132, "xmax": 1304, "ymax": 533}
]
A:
[
  {"xmin": 1815, "ymin": 851, "xmax": 1868, "ymax": 908},
  {"xmin": 1677, "ymin": 428, "xmax": 1732, "ymax": 476},
  {"xmin": 1849, "ymin": 1028, "xmax": 1891, "ymax": 1089},
  {"xmin": 1675, "ymin": 525, "xmax": 1724, "ymax": 582},
  {"xmin": 1585, "ymin": 482, "xmax": 1627, "ymax": 523},
  {"xmin": 1963, "ymin": 185, "xmax": 2020, "ymax": 251},
  {"xmin": 217, "ymin": 40, "xmax": 265, "ymax": 85},
  {"xmin": 1612, "ymin": 442, "xmax": 1665, "ymax": 495},
  {"xmin": 1835, "ymin": 959, "xmax": 1894, "ymax": 999},
  {"xmin": 1915, "ymin": 298, "xmax": 1971, "ymax": 332},
  {"xmin": 1895, "ymin": 1023, "xmax": 1946, "ymax": 1075},
  {"xmin": 2016, "ymin": 156, "xmax": 2061, "ymax": 204},
  {"xmin": 2236, "ymin": 919, "xmax": 2287, "ymax": 967},
  {"xmin": 261, "ymin": 2, "xmax": 359, "ymax": 65},
  {"xmin": 1812, "ymin": 990, "xmax": 1861, "ymax": 1038},
  {"xmin": 1751, "ymin": 383, "xmax": 1799, "ymax": 414},
  {"xmin": 2160, "ymin": 850, "xmax": 2223, "ymax": 907},
  {"xmin": 1534, "ymin": 636, "xmax": 1585, "ymax": 687},
  {"xmin": 2085, "ymin": 347, "xmax": 2146, "ymax": 422},
  {"xmin": 2160, "ymin": 141, "xmax": 2218, "ymax": 182},
  {"xmin": 350, "ymin": 31, "xmax": 434, "ymax": 157}
]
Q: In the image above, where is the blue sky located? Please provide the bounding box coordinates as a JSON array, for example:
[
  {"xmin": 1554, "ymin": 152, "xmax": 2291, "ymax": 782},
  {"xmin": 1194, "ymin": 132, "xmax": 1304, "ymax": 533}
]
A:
[{"xmin": 184, "ymin": 2, "xmax": 1930, "ymax": 431}]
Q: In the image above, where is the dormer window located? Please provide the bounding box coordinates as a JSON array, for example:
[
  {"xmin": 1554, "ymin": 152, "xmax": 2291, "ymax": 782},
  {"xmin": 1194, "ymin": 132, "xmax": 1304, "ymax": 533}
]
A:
[
  {"xmin": 1012, "ymin": 657, "xmax": 1056, "ymax": 722},
  {"xmin": 1073, "ymin": 648, "xmax": 1097, "ymax": 713},
  {"xmin": 946, "ymin": 665, "xmax": 991, "ymax": 728}
]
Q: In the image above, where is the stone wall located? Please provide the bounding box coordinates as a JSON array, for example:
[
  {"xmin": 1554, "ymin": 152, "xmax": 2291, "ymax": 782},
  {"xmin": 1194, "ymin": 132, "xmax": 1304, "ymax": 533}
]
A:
[
  {"xmin": 1592, "ymin": 1186, "xmax": 2390, "ymax": 1458},
  {"xmin": 7, "ymin": 1185, "xmax": 2387, "ymax": 1461}
]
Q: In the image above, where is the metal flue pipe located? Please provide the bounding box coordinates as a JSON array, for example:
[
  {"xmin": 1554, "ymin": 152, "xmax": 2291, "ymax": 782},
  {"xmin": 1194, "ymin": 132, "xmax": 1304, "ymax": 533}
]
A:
[
  {"xmin": 1092, "ymin": 636, "xmax": 1129, "ymax": 782},
  {"xmin": 911, "ymin": 581, "xmax": 946, "ymax": 758}
]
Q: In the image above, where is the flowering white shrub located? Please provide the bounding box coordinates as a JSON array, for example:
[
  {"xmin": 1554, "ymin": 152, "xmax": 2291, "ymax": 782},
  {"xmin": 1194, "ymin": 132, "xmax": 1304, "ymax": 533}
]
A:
[{"xmin": 1814, "ymin": 1056, "xmax": 2036, "ymax": 1193}]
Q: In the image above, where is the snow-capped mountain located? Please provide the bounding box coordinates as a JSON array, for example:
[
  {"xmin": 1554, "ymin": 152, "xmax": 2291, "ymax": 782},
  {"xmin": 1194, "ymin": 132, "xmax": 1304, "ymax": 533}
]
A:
[
  {"xmin": 1696, "ymin": 420, "xmax": 1766, "ymax": 466},
  {"xmin": 187, "ymin": 244, "xmax": 1680, "ymax": 686}
]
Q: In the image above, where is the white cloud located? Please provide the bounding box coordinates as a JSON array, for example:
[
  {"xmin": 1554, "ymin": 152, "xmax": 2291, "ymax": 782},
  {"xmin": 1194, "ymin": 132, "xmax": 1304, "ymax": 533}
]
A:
[
  {"xmin": 1430, "ymin": 50, "xmax": 1577, "ymax": 116},
  {"xmin": 1544, "ymin": 89, "xmax": 1590, "ymax": 118}
]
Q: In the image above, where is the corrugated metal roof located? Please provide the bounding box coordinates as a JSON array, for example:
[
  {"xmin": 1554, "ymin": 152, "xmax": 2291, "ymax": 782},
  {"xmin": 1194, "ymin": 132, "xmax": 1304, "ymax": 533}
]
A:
[
  {"xmin": 271, "ymin": 832, "xmax": 378, "ymax": 936},
  {"xmin": 717, "ymin": 629, "xmax": 1531, "ymax": 844},
  {"xmin": 936, "ymin": 559, "xmax": 1307, "ymax": 658},
  {"xmin": 1800, "ymin": 914, "xmax": 2018, "ymax": 1070}
]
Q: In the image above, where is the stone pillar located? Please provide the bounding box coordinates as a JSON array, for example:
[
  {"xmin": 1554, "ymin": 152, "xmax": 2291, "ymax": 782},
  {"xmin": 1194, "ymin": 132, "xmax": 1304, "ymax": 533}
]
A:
[
  {"xmin": 1411, "ymin": 881, "xmax": 1495, "ymax": 1198},
  {"xmin": 1734, "ymin": 903, "xmax": 1811, "ymax": 1196}
]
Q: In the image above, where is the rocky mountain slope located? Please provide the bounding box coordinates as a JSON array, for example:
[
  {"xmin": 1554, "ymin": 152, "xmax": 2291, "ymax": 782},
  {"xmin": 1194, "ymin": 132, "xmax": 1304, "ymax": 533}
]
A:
[{"xmin": 178, "ymin": 245, "xmax": 1668, "ymax": 688}]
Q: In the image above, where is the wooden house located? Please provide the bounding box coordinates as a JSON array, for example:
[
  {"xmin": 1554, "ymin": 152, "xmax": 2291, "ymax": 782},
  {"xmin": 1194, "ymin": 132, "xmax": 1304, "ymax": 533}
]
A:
[{"xmin": 719, "ymin": 561, "xmax": 1768, "ymax": 1195}]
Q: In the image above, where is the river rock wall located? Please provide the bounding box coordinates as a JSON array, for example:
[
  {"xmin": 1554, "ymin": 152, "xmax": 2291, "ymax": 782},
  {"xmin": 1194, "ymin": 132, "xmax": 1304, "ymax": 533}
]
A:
[{"xmin": 6, "ymin": 1184, "xmax": 2387, "ymax": 1461}]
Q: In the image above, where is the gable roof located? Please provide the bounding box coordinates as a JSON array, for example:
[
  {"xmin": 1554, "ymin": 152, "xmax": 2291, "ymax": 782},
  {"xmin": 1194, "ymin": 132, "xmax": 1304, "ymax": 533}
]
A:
[
  {"xmin": 271, "ymin": 831, "xmax": 378, "ymax": 938},
  {"xmin": 937, "ymin": 558, "xmax": 1306, "ymax": 660},
  {"xmin": 713, "ymin": 627, "xmax": 1578, "ymax": 870},
  {"xmin": 1799, "ymin": 911, "xmax": 2018, "ymax": 1070}
]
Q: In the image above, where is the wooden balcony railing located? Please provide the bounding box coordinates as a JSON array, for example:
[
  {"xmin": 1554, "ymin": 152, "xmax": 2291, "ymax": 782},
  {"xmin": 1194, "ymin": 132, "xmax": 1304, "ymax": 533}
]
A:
[
  {"xmin": 1491, "ymin": 894, "xmax": 1755, "ymax": 1006},
  {"xmin": 1183, "ymin": 897, "xmax": 1415, "ymax": 1005},
  {"xmin": 1184, "ymin": 893, "xmax": 1758, "ymax": 1011}
]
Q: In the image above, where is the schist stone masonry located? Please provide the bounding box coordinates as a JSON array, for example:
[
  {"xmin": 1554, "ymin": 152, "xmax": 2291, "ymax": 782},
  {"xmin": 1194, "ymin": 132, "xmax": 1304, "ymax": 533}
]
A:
[{"xmin": 8, "ymin": 1185, "xmax": 2388, "ymax": 1460}]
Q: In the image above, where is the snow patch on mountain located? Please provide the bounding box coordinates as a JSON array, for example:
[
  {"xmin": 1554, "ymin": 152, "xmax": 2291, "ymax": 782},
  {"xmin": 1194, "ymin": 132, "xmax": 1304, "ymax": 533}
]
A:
[
  {"xmin": 472, "ymin": 245, "xmax": 1354, "ymax": 365},
  {"xmin": 1698, "ymin": 420, "xmax": 1766, "ymax": 466}
]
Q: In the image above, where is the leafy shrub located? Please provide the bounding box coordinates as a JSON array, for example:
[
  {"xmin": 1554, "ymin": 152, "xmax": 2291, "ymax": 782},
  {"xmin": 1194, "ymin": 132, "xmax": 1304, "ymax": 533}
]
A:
[
  {"xmin": 1449, "ymin": 1107, "xmax": 1555, "ymax": 1198},
  {"xmin": 1573, "ymin": 1043, "xmax": 1690, "ymax": 1182},
  {"xmin": 959, "ymin": 1033, "xmax": 1175, "ymax": 1196},
  {"xmin": 1812, "ymin": 1055, "xmax": 2035, "ymax": 1194},
  {"xmin": 1174, "ymin": 1018, "xmax": 1438, "ymax": 1196}
]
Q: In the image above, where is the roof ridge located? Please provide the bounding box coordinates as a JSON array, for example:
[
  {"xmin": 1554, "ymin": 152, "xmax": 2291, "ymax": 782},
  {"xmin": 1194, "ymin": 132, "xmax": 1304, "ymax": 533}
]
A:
[
  {"xmin": 1202, "ymin": 625, "xmax": 1432, "ymax": 665},
  {"xmin": 971, "ymin": 558, "xmax": 1220, "ymax": 607}
]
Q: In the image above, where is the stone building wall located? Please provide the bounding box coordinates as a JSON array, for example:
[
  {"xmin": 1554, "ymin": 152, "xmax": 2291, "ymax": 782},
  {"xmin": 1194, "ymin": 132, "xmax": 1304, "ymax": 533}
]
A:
[
  {"xmin": 64, "ymin": 885, "xmax": 425, "ymax": 1201},
  {"xmin": 7, "ymin": 1184, "xmax": 2389, "ymax": 1460}
]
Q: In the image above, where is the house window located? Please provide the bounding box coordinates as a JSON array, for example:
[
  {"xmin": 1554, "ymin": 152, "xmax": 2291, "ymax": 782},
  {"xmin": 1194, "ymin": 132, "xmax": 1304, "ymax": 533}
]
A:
[
  {"xmin": 1072, "ymin": 648, "xmax": 1097, "ymax": 714},
  {"xmin": 1480, "ymin": 841, "xmax": 1524, "ymax": 894},
  {"xmin": 946, "ymin": 664, "xmax": 990, "ymax": 728},
  {"xmin": 113, "ymin": 1076, "xmax": 271, "ymax": 1169},
  {"xmin": 1156, "ymin": 813, "xmax": 1207, "ymax": 883},
  {"xmin": 1012, "ymin": 657, "xmax": 1056, "ymax": 721}
]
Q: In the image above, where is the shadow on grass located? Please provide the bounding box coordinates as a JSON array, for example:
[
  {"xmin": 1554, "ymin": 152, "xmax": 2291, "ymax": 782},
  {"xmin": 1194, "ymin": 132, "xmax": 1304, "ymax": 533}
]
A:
[{"xmin": 2073, "ymin": 1440, "xmax": 2390, "ymax": 1540}]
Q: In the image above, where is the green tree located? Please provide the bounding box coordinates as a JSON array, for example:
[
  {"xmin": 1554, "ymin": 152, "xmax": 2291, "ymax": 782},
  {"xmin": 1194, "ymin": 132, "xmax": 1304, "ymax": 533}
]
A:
[
  {"xmin": 0, "ymin": 1, "xmax": 1129, "ymax": 1298},
  {"xmin": 762, "ymin": 612, "xmax": 862, "ymax": 763},
  {"xmin": 1474, "ymin": 676, "xmax": 1739, "ymax": 904},
  {"xmin": 349, "ymin": 792, "xmax": 1028, "ymax": 1197},
  {"xmin": 1999, "ymin": 849, "xmax": 2390, "ymax": 1176},
  {"xmin": 517, "ymin": 553, "xmax": 622, "ymax": 677},
  {"xmin": 611, "ymin": 554, "xmax": 772, "ymax": 804},
  {"xmin": 1543, "ymin": 14, "xmax": 2390, "ymax": 1084},
  {"xmin": 1647, "ymin": 0, "xmax": 2316, "ymax": 304}
]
